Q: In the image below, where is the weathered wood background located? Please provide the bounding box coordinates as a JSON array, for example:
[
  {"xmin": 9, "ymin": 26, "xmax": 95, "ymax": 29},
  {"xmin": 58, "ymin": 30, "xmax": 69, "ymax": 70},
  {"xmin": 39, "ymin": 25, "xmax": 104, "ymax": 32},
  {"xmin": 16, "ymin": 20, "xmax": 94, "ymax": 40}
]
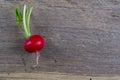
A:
[{"xmin": 1, "ymin": 0, "xmax": 120, "ymax": 79}]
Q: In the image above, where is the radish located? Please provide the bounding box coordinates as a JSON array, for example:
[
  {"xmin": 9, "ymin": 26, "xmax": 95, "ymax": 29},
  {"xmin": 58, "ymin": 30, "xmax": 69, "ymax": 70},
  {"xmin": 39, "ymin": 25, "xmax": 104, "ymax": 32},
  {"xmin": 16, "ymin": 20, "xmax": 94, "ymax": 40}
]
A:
[
  {"xmin": 24, "ymin": 35, "xmax": 44, "ymax": 53},
  {"xmin": 14, "ymin": 4, "xmax": 45, "ymax": 67}
]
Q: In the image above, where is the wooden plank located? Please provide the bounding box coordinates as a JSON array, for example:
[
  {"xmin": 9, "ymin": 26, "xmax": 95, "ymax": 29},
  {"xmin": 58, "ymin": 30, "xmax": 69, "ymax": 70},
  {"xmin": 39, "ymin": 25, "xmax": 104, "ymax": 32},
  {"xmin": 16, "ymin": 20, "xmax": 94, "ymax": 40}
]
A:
[
  {"xmin": 0, "ymin": 0, "xmax": 120, "ymax": 75},
  {"xmin": 0, "ymin": 72, "xmax": 119, "ymax": 80}
]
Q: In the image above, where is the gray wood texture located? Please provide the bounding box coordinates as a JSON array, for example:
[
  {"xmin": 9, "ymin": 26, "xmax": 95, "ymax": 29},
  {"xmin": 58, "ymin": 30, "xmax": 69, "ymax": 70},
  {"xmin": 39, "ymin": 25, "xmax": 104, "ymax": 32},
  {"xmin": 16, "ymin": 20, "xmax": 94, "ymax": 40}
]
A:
[{"xmin": 0, "ymin": 0, "xmax": 120, "ymax": 75}]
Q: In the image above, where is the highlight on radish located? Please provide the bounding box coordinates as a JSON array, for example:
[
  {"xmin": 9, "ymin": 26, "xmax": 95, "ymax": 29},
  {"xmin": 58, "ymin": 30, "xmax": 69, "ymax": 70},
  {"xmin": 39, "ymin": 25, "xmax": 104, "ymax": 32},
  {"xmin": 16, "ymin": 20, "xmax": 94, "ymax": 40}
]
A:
[{"xmin": 14, "ymin": 4, "xmax": 45, "ymax": 67}]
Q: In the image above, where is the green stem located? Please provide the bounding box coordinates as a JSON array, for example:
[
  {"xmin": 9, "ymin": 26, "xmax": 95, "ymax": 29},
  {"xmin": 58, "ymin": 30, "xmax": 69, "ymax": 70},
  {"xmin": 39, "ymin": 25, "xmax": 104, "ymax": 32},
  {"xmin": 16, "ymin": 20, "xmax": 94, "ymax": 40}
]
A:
[
  {"xmin": 23, "ymin": 5, "xmax": 30, "ymax": 39},
  {"xmin": 27, "ymin": 6, "xmax": 33, "ymax": 36},
  {"xmin": 15, "ymin": 4, "xmax": 33, "ymax": 39}
]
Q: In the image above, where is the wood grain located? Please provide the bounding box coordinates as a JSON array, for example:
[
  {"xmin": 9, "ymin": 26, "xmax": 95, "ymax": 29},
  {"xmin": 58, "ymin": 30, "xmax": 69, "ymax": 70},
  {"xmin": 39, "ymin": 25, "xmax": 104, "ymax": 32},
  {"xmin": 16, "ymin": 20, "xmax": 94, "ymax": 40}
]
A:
[{"xmin": 0, "ymin": 0, "xmax": 120, "ymax": 76}]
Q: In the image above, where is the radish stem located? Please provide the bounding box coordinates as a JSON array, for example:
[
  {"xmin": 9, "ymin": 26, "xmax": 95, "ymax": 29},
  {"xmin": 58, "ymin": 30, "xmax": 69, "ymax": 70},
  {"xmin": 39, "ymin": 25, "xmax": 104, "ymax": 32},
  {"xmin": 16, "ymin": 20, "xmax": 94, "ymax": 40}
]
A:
[
  {"xmin": 23, "ymin": 5, "xmax": 29, "ymax": 38},
  {"xmin": 27, "ymin": 6, "xmax": 33, "ymax": 36}
]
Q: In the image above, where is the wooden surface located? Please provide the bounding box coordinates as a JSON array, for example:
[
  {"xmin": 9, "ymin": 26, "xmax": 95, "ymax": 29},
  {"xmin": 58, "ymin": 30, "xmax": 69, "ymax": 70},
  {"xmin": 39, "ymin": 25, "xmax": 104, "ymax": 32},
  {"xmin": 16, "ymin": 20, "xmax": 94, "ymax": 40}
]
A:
[
  {"xmin": 0, "ymin": 0, "xmax": 120, "ymax": 78},
  {"xmin": 0, "ymin": 72, "xmax": 120, "ymax": 80}
]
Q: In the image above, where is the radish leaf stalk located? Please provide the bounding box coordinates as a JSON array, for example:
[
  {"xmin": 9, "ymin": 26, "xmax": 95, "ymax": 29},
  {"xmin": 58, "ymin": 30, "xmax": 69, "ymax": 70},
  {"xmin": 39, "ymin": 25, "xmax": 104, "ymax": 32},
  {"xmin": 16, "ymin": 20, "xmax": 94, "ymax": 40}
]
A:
[
  {"xmin": 27, "ymin": 6, "xmax": 33, "ymax": 36},
  {"xmin": 23, "ymin": 5, "xmax": 30, "ymax": 39}
]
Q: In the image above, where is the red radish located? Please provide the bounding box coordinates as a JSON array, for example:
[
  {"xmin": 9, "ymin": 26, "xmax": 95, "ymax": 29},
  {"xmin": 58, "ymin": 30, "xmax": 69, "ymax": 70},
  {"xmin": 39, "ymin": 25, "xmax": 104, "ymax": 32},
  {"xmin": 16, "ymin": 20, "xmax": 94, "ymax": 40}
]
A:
[
  {"xmin": 14, "ymin": 5, "xmax": 45, "ymax": 67},
  {"xmin": 24, "ymin": 35, "xmax": 44, "ymax": 53}
]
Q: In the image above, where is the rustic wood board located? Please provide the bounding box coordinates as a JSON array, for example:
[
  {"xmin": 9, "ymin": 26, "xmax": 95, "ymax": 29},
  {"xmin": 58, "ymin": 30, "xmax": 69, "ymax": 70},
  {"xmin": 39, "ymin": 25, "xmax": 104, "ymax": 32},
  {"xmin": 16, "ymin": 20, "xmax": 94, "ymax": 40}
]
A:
[
  {"xmin": 0, "ymin": 72, "xmax": 119, "ymax": 80},
  {"xmin": 0, "ymin": 0, "xmax": 120, "ymax": 78}
]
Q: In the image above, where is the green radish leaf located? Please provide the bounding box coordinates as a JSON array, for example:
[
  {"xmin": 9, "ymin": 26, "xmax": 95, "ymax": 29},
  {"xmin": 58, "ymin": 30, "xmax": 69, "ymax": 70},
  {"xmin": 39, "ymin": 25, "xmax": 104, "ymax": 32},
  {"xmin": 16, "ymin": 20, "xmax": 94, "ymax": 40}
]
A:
[
  {"xmin": 16, "ymin": 8, "xmax": 22, "ymax": 21},
  {"xmin": 14, "ymin": 8, "xmax": 22, "ymax": 25}
]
